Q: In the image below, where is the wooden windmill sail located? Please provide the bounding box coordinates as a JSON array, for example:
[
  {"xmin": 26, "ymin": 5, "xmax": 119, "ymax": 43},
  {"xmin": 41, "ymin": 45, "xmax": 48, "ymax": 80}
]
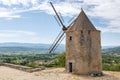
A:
[
  {"xmin": 49, "ymin": 2, "xmax": 102, "ymax": 76},
  {"xmin": 49, "ymin": 2, "xmax": 67, "ymax": 53}
]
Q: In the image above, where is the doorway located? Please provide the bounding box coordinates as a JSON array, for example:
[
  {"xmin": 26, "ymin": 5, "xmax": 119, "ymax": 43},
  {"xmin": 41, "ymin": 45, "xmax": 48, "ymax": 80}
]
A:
[{"xmin": 69, "ymin": 62, "xmax": 72, "ymax": 72}]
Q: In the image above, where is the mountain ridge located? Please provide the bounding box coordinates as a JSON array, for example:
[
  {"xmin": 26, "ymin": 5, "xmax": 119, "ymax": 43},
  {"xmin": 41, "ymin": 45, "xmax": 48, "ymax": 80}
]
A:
[
  {"xmin": 102, "ymin": 46, "xmax": 120, "ymax": 55},
  {"xmin": 0, "ymin": 42, "xmax": 119, "ymax": 54},
  {"xmin": 0, "ymin": 42, "xmax": 65, "ymax": 54}
]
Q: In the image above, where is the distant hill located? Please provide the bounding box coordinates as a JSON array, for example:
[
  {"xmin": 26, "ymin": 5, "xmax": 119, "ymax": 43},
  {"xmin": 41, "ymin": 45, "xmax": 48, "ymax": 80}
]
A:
[
  {"xmin": 0, "ymin": 42, "xmax": 51, "ymax": 48},
  {"xmin": 0, "ymin": 42, "xmax": 119, "ymax": 55},
  {"xmin": 102, "ymin": 46, "xmax": 116, "ymax": 49},
  {"xmin": 102, "ymin": 46, "xmax": 120, "ymax": 55},
  {"xmin": 0, "ymin": 43, "xmax": 65, "ymax": 54}
]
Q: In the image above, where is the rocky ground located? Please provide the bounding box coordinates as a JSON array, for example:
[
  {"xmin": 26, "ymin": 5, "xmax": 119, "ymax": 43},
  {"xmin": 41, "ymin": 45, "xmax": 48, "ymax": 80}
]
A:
[{"xmin": 0, "ymin": 66, "xmax": 120, "ymax": 80}]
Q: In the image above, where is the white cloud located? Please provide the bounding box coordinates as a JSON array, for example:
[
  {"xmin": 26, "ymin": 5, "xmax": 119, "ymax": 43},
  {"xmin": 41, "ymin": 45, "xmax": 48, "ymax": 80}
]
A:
[
  {"xmin": 0, "ymin": 0, "xmax": 82, "ymax": 18},
  {"xmin": 0, "ymin": 0, "xmax": 39, "ymax": 6},
  {"xmin": 0, "ymin": 0, "xmax": 120, "ymax": 33},
  {"xmin": 0, "ymin": 0, "xmax": 40, "ymax": 18},
  {"xmin": 83, "ymin": 0, "xmax": 120, "ymax": 33}
]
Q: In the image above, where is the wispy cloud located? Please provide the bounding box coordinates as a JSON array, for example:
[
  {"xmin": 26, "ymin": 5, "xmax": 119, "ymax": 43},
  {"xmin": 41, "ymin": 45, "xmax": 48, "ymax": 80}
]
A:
[
  {"xmin": 0, "ymin": 0, "xmax": 82, "ymax": 18},
  {"xmin": 0, "ymin": 0, "xmax": 120, "ymax": 33},
  {"xmin": 0, "ymin": 30, "xmax": 36, "ymax": 36},
  {"xmin": 0, "ymin": 0, "xmax": 41, "ymax": 18},
  {"xmin": 84, "ymin": 0, "xmax": 120, "ymax": 33},
  {"xmin": 0, "ymin": 30, "xmax": 41, "ymax": 43}
]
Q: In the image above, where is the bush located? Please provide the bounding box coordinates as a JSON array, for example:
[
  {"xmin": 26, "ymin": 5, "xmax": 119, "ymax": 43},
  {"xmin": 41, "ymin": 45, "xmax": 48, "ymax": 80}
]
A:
[
  {"xmin": 110, "ymin": 64, "xmax": 120, "ymax": 71},
  {"xmin": 103, "ymin": 63, "xmax": 120, "ymax": 71},
  {"xmin": 102, "ymin": 63, "xmax": 111, "ymax": 71},
  {"xmin": 44, "ymin": 52, "xmax": 66, "ymax": 68},
  {"xmin": 27, "ymin": 62, "xmax": 39, "ymax": 68},
  {"xmin": 56, "ymin": 52, "xmax": 65, "ymax": 67}
]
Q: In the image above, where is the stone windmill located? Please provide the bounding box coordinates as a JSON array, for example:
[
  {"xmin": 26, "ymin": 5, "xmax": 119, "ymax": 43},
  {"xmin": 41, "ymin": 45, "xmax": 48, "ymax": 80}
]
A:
[{"xmin": 49, "ymin": 2, "xmax": 102, "ymax": 76}]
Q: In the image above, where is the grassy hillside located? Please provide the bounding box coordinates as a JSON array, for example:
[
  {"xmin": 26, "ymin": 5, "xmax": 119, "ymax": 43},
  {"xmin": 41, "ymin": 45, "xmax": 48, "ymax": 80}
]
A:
[{"xmin": 102, "ymin": 46, "xmax": 120, "ymax": 55}]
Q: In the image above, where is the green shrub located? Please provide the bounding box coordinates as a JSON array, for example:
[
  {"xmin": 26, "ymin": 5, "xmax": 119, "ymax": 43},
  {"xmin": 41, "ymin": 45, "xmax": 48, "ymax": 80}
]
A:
[
  {"xmin": 103, "ymin": 63, "xmax": 120, "ymax": 71},
  {"xmin": 56, "ymin": 52, "xmax": 65, "ymax": 67},
  {"xmin": 110, "ymin": 64, "xmax": 120, "ymax": 71},
  {"xmin": 43, "ymin": 52, "xmax": 66, "ymax": 68},
  {"xmin": 27, "ymin": 62, "xmax": 39, "ymax": 68},
  {"xmin": 102, "ymin": 63, "xmax": 111, "ymax": 70}
]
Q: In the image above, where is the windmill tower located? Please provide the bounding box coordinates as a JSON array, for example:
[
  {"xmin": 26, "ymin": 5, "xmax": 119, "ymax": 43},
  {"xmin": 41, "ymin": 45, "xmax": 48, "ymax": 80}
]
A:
[
  {"xmin": 49, "ymin": 2, "xmax": 102, "ymax": 76},
  {"xmin": 66, "ymin": 9, "xmax": 102, "ymax": 75}
]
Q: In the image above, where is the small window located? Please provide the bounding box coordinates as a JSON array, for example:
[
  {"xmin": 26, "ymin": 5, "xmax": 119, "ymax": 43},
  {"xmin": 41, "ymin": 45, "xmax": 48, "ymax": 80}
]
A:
[
  {"xmin": 81, "ymin": 30, "xmax": 83, "ymax": 34},
  {"xmin": 80, "ymin": 31, "xmax": 84, "ymax": 46},
  {"xmin": 69, "ymin": 36, "xmax": 72, "ymax": 41},
  {"xmin": 88, "ymin": 30, "xmax": 90, "ymax": 34}
]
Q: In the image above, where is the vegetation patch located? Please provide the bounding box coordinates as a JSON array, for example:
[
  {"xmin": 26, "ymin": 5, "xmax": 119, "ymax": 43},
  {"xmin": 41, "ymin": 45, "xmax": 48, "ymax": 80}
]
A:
[{"xmin": 1, "ymin": 46, "xmax": 120, "ymax": 71}]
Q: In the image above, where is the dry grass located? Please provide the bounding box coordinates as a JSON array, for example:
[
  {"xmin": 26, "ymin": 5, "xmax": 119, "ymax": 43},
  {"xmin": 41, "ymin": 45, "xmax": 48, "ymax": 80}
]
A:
[{"xmin": 0, "ymin": 66, "xmax": 120, "ymax": 80}]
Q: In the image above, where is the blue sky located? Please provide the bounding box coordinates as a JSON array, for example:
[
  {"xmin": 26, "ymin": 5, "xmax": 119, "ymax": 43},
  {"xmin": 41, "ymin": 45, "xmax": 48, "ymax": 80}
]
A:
[{"xmin": 0, "ymin": 0, "xmax": 120, "ymax": 46}]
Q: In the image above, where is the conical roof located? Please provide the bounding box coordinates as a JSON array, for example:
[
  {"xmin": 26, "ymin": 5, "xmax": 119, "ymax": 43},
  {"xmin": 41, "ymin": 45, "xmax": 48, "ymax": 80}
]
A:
[{"xmin": 68, "ymin": 9, "xmax": 96, "ymax": 31}]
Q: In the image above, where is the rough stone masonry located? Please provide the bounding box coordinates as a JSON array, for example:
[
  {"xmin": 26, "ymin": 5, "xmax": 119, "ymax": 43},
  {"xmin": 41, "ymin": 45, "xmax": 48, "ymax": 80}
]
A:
[{"xmin": 65, "ymin": 9, "xmax": 102, "ymax": 76}]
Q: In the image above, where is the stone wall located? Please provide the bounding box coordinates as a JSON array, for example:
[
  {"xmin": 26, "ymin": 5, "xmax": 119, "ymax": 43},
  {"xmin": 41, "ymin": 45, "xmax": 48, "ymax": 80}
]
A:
[
  {"xmin": 66, "ymin": 30, "xmax": 102, "ymax": 75},
  {"xmin": 0, "ymin": 63, "xmax": 45, "ymax": 72}
]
